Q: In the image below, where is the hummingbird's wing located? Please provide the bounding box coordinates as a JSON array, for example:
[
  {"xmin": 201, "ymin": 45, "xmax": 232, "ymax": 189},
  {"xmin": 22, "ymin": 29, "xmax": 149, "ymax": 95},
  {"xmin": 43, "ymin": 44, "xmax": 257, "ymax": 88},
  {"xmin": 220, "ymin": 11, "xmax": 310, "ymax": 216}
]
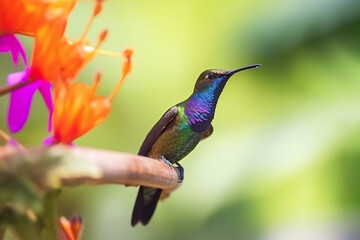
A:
[
  {"xmin": 132, "ymin": 106, "xmax": 177, "ymax": 226},
  {"xmin": 138, "ymin": 106, "xmax": 178, "ymax": 156}
]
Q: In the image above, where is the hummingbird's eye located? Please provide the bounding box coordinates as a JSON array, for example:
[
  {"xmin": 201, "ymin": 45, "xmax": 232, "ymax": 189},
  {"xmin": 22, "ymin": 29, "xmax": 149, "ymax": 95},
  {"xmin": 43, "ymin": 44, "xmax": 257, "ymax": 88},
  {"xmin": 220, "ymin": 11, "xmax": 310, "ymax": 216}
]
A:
[{"xmin": 207, "ymin": 73, "xmax": 216, "ymax": 80}]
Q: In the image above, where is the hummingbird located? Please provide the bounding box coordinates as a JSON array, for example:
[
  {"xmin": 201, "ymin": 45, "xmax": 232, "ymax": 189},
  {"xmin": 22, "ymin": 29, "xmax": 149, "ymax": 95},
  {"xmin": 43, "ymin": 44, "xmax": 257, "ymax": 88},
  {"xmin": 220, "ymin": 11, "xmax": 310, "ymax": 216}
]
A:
[{"xmin": 131, "ymin": 64, "xmax": 261, "ymax": 226}]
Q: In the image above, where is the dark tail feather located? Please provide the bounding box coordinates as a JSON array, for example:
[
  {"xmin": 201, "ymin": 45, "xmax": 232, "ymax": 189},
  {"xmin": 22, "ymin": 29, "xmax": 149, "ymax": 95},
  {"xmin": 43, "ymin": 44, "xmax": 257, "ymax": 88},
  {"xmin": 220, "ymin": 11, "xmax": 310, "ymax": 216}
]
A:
[{"xmin": 131, "ymin": 186, "xmax": 162, "ymax": 226}]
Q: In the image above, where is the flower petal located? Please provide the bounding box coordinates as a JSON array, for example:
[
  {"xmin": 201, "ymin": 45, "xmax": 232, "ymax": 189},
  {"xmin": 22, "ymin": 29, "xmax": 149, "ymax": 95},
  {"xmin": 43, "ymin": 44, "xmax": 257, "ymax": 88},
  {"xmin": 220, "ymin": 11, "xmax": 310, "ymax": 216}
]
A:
[
  {"xmin": 7, "ymin": 70, "xmax": 40, "ymax": 132},
  {"xmin": 38, "ymin": 81, "xmax": 53, "ymax": 132},
  {"xmin": 0, "ymin": 34, "xmax": 27, "ymax": 67},
  {"xmin": 43, "ymin": 136, "xmax": 55, "ymax": 146}
]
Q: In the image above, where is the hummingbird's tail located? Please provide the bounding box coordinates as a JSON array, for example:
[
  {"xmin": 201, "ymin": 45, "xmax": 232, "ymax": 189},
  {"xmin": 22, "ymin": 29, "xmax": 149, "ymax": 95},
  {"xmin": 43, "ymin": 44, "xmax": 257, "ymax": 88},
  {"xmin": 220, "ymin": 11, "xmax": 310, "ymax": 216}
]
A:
[{"xmin": 131, "ymin": 186, "xmax": 162, "ymax": 226}]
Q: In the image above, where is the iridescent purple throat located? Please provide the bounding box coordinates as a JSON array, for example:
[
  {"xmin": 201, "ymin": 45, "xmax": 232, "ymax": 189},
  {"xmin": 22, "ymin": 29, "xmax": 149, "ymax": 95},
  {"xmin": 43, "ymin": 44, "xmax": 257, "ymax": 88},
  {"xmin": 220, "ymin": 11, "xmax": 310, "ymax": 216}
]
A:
[{"xmin": 185, "ymin": 77, "xmax": 227, "ymax": 132}]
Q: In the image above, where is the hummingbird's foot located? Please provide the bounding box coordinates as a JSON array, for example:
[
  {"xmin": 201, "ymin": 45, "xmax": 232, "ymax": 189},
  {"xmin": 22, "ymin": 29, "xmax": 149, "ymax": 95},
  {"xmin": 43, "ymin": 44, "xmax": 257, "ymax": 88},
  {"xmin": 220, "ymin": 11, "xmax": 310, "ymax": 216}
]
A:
[
  {"xmin": 160, "ymin": 156, "xmax": 184, "ymax": 183},
  {"xmin": 160, "ymin": 156, "xmax": 173, "ymax": 166},
  {"xmin": 174, "ymin": 162, "xmax": 184, "ymax": 183}
]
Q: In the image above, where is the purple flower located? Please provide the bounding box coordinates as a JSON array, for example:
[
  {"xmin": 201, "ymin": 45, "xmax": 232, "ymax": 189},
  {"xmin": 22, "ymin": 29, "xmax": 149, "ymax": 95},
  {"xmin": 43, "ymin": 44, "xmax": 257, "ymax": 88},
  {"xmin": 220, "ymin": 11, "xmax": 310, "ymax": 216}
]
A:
[
  {"xmin": 7, "ymin": 69, "xmax": 53, "ymax": 132},
  {"xmin": 0, "ymin": 34, "xmax": 27, "ymax": 67}
]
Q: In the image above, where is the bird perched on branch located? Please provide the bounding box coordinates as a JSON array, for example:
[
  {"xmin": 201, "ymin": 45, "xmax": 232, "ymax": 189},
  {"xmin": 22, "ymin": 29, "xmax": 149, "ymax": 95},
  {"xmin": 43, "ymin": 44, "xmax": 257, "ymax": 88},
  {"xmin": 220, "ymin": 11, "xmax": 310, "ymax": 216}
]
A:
[{"xmin": 131, "ymin": 64, "xmax": 261, "ymax": 226}]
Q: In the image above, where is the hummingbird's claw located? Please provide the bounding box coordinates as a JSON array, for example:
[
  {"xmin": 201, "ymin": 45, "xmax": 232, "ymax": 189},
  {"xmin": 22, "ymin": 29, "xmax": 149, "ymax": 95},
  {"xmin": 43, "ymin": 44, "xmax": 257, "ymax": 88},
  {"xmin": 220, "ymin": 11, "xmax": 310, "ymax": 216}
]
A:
[{"xmin": 174, "ymin": 162, "xmax": 184, "ymax": 183}]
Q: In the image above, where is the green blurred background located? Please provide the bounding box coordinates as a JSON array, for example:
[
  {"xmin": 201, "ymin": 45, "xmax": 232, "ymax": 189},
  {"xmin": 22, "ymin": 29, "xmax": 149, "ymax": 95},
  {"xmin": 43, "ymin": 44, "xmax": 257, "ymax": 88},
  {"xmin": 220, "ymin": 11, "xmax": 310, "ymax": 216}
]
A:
[{"xmin": 1, "ymin": 0, "xmax": 360, "ymax": 239}]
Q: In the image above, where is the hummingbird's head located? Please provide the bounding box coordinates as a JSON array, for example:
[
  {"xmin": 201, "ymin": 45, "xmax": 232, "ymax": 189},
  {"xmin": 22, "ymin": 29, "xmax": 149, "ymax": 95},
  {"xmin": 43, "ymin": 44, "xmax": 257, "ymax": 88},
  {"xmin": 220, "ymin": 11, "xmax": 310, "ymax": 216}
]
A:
[{"xmin": 194, "ymin": 64, "xmax": 261, "ymax": 91}]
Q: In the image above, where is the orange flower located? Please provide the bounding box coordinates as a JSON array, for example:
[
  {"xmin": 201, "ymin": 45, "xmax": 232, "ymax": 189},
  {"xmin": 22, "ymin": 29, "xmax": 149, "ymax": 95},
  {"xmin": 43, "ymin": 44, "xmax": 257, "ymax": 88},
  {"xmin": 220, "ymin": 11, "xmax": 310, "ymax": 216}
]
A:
[
  {"xmin": 0, "ymin": 0, "xmax": 75, "ymax": 67},
  {"xmin": 52, "ymin": 75, "xmax": 110, "ymax": 144},
  {"xmin": 0, "ymin": 0, "xmax": 75, "ymax": 36},
  {"xmin": 5, "ymin": 0, "xmax": 112, "ymax": 133},
  {"xmin": 59, "ymin": 215, "xmax": 83, "ymax": 240},
  {"xmin": 52, "ymin": 49, "xmax": 133, "ymax": 144},
  {"xmin": 29, "ymin": 0, "xmax": 106, "ymax": 83}
]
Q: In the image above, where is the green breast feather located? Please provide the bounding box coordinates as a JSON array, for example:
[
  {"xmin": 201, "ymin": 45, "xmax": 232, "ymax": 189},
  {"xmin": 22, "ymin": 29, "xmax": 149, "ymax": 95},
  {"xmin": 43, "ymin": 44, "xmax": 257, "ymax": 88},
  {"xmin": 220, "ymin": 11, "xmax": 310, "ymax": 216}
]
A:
[{"xmin": 148, "ymin": 106, "xmax": 203, "ymax": 162}]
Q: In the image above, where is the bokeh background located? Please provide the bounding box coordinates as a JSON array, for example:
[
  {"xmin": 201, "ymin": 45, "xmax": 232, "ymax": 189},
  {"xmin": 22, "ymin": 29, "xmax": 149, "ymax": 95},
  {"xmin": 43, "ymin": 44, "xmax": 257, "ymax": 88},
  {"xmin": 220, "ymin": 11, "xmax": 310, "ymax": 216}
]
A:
[{"xmin": 1, "ymin": 0, "xmax": 360, "ymax": 239}]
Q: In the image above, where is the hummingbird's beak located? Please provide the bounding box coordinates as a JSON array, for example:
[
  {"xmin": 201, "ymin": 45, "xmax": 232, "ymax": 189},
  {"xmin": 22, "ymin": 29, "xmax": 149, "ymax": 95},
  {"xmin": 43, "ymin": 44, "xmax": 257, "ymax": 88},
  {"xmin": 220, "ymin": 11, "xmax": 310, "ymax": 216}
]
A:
[{"xmin": 226, "ymin": 64, "xmax": 262, "ymax": 76}]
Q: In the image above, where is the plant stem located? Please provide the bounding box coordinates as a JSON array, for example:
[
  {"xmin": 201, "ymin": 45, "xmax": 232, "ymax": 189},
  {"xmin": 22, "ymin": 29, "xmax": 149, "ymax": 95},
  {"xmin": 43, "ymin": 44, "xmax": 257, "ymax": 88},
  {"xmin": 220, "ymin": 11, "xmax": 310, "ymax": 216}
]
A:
[
  {"xmin": 40, "ymin": 190, "xmax": 61, "ymax": 240},
  {"xmin": 0, "ymin": 80, "xmax": 30, "ymax": 97}
]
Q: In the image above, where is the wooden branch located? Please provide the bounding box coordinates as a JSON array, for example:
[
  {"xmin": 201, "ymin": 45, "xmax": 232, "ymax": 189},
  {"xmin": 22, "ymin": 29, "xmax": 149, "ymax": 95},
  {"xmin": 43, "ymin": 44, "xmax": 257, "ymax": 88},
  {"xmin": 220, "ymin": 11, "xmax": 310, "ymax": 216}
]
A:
[
  {"xmin": 61, "ymin": 146, "xmax": 181, "ymax": 188},
  {"xmin": 0, "ymin": 145, "xmax": 182, "ymax": 198}
]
